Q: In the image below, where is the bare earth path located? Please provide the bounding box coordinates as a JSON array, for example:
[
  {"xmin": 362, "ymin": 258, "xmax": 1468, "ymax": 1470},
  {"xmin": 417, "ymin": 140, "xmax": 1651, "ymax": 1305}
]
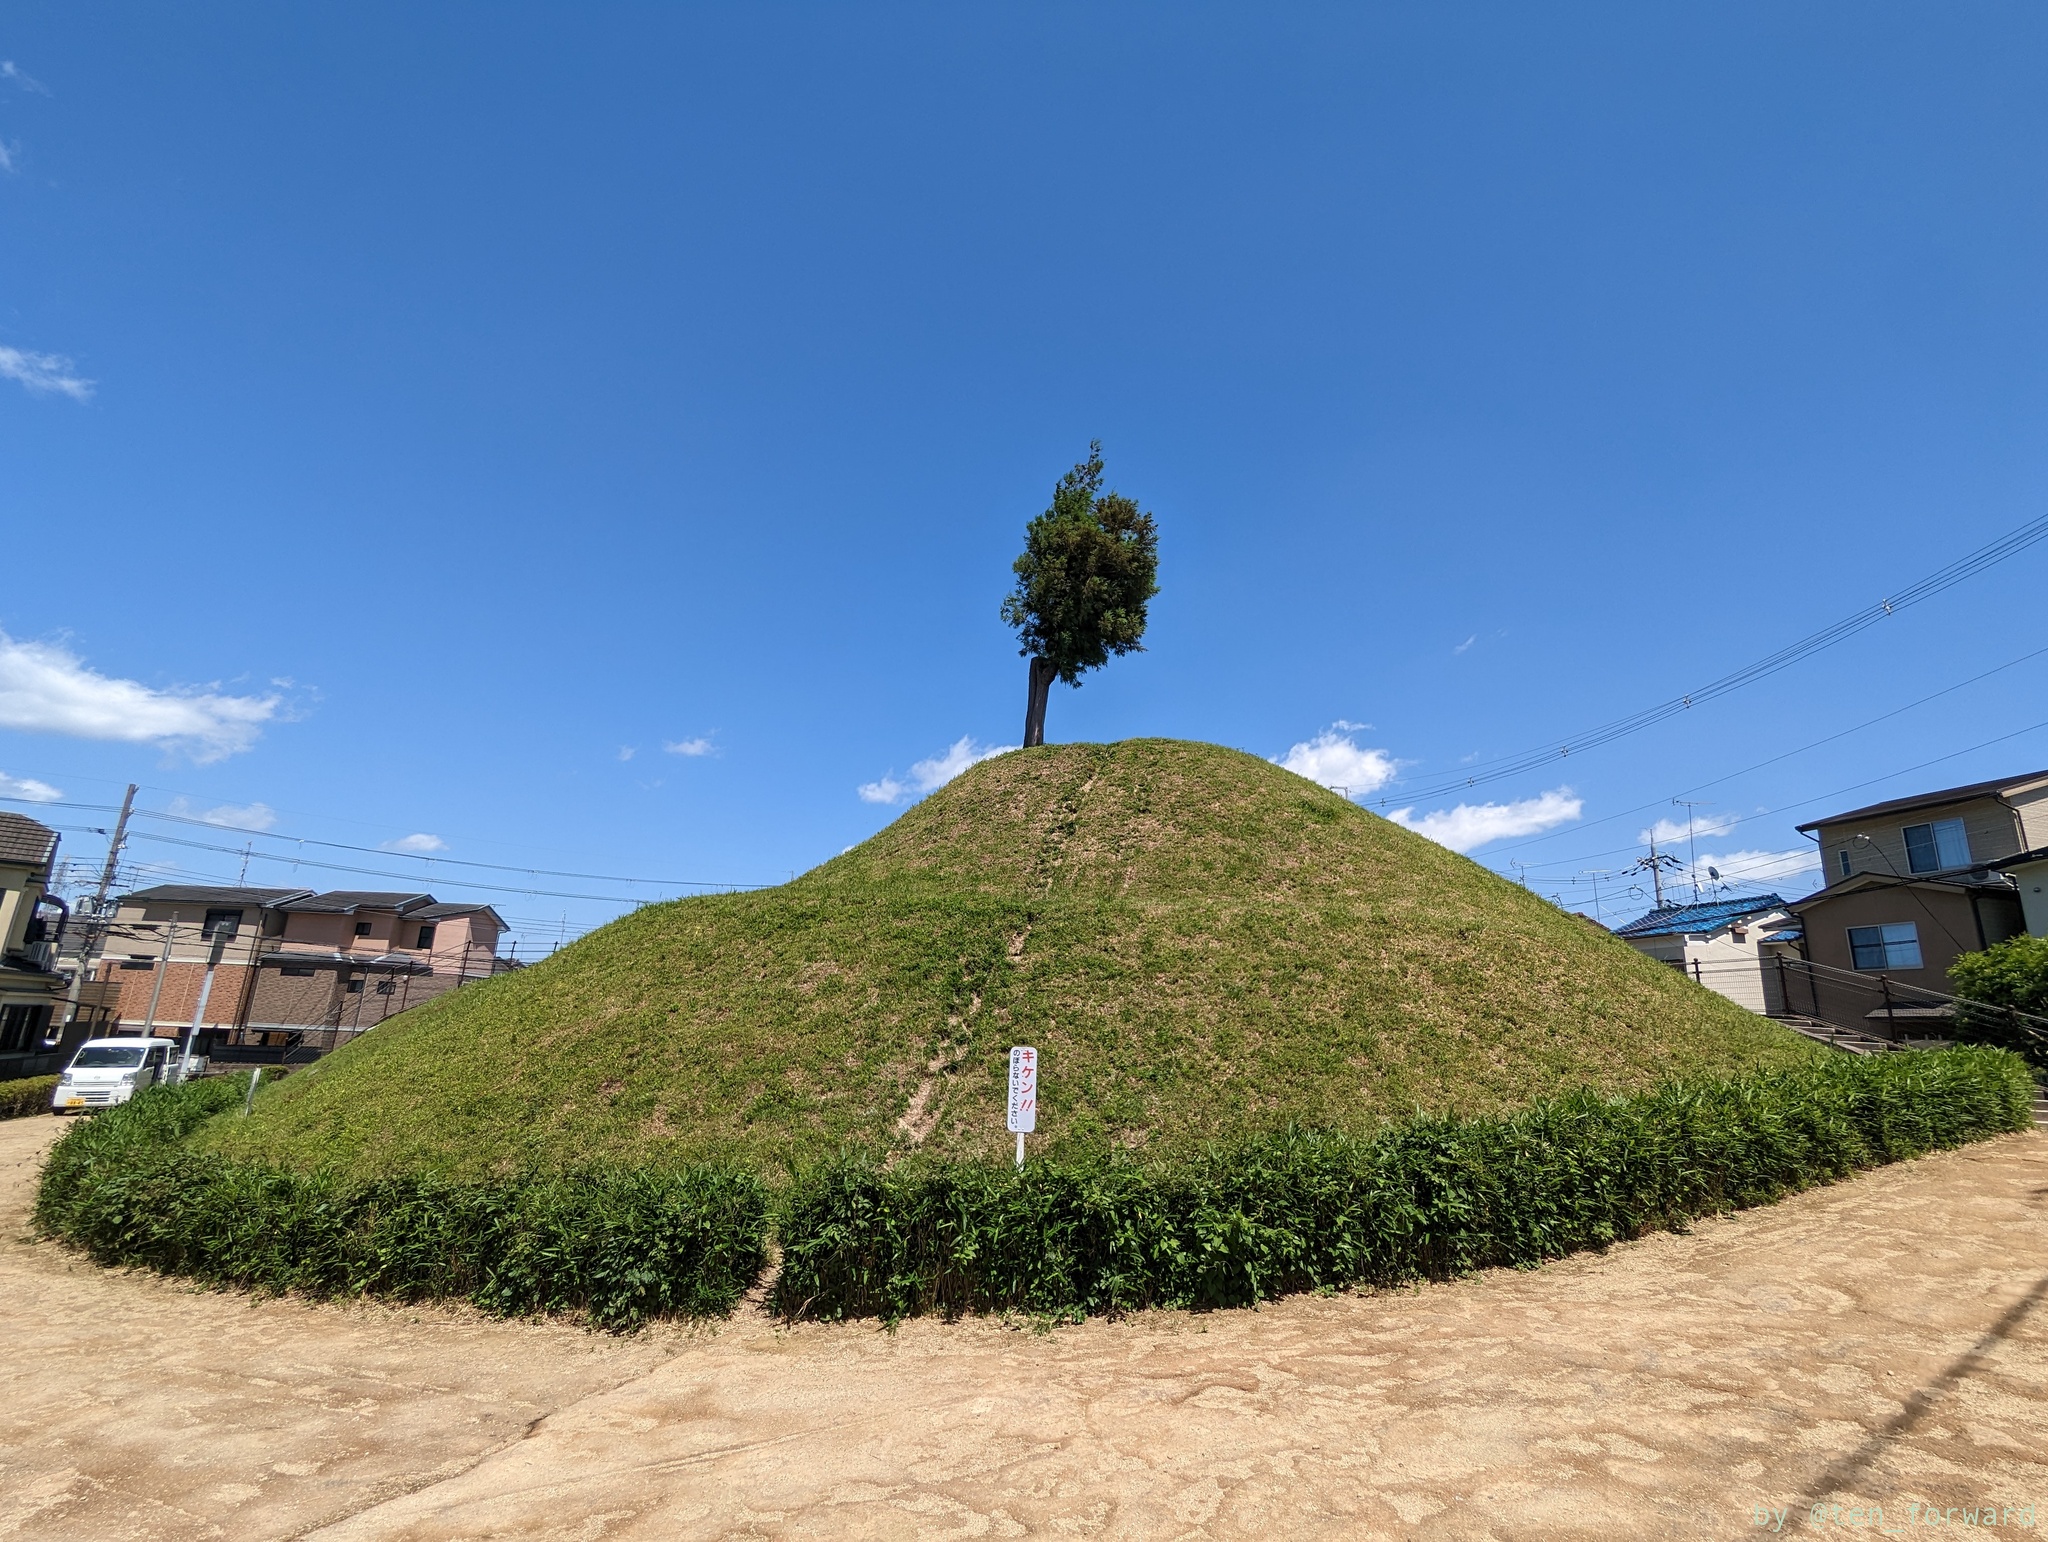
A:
[{"xmin": 2, "ymin": 1115, "xmax": 2044, "ymax": 1540}]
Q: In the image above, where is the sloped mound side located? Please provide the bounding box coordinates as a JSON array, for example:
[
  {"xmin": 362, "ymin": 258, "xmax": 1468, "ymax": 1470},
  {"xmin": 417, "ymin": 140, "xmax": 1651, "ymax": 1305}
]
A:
[{"xmin": 206, "ymin": 740, "xmax": 1820, "ymax": 1177}]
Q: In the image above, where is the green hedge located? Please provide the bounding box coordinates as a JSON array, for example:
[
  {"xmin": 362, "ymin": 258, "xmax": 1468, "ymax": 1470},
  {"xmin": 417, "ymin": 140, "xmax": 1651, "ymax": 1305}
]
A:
[
  {"xmin": 35, "ymin": 1049, "xmax": 2033, "ymax": 1330},
  {"xmin": 34, "ymin": 1078, "xmax": 771, "ymax": 1331},
  {"xmin": 772, "ymin": 1048, "xmax": 2034, "ymax": 1321},
  {"xmin": 0, "ymin": 1075, "xmax": 58, "ymax": 1120}
]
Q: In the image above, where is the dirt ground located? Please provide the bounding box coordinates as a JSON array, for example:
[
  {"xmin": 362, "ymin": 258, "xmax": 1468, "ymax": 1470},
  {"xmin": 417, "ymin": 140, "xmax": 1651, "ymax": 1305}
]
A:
[{"xmin": 2, "ymin": 1116, "xmax": 2044, "ymax": 1541}]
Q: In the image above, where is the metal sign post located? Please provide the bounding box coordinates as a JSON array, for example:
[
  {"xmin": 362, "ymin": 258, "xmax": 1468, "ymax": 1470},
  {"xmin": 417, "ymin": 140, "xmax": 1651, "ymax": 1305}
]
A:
[{"xmin": 1006, "ymin": 1045, "xmax": 1037, "ymax": 1168}]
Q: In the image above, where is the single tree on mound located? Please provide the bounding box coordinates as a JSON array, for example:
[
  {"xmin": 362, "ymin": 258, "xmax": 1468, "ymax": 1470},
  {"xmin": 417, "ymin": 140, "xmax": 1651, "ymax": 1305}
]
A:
[{"xmin": 1002, "ymin": 442, "xmax": 1160, "ymax": 747}]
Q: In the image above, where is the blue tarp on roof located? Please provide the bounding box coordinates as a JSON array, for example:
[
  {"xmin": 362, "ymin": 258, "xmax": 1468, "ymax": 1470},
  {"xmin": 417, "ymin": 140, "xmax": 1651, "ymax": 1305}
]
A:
[{"xmin": 1612, "ymin": 893, "xmax": 1787, "ymax": 939}]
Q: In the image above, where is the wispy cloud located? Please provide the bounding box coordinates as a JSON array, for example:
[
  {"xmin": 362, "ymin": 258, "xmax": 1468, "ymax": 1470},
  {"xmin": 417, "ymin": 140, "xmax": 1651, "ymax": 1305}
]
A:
[
  {"xmin": 0, "ymin": 770, "xmax": 60, "ymax": 803},
  {"xmin": 1640, "ymin": 811, "xmax": 1740, "ymax": 846},
  {"xmin": 1453, "ymin": 634, "xmax": 1477, "ymax": 656},
  {"xmin": 1389, "ymin": 788, "xmax": 1583, "ymax": 853},
  {"xmin": 0, "ymin": 630, "xmax": 281, "ymax": 761},
  {"xmin": 0, "ymin": 142, "xmax": 17, "ymax": 175},
  {"xmin": 167, "ymin": 796, "xmax": 277, "ymax": 832},
  {"xmin": 382, "ymin": 832, "xmax": 446, "ymax": 854},
  {"xmin": 1275, "ymin": 728, "xmax": 1397, "ymax": 797},
  {"xmin": 1678, "ymin": 844, "xmax": 1820, "ymax": 894},
  {"xmin": 0, "ymin": 345, "xmax": 93, "ymax": 402},
  {"xmin": 0, "ymin": 61, "xmax": 48, "ymax": 95},
  {"xmin": 664, "ymin": 736, "xmax": 715, "ymax": 757},
  {"xmin": 859, "ymin": 735, "xmax": 1016, "ymax": 805},
  {"xmin": 617, "ymin": 746, "xmax": 636, "ymax": 762}
]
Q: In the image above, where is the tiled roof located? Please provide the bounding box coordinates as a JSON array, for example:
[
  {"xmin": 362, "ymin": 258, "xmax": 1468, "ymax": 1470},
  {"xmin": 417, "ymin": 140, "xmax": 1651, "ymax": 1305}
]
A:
[
  {"xmin": 1796, "ymin": 770, "xmax": 2048, "ymax": 832},
  {"xmin": 118, "ymin": 885, "xmax": 314, "ymax": 907},
  {"xmin": 1612, "ymin": 894, "xmax": 1788, "ymax": 940},
  {"xmin": 278, "ymin": 891, "xmax": 436, "ymax": 915},
  {"xmin": 0, "ymin": 812, "xmax": 58, "ymax": 869}
]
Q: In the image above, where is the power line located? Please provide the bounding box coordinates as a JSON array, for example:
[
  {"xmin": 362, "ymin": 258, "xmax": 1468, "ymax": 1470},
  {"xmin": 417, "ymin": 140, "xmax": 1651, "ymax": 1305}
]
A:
[
  {"xmin": 1475, "ymin": 640, "xmax": 2048, "ymax": 865},
  {"xmin": 0, "ymin": 793, "xmax": 769, "ymax": 892},
  {"xmin": 1369, "ymin": 511, "xmax": 2048, "ymax": 807}
]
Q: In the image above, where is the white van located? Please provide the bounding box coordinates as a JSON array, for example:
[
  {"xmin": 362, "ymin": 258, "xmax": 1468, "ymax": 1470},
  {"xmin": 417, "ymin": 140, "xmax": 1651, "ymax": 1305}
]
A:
[{"xmin": 52, "ymin": 1038, "xmax": 184, "ymax": 1113}]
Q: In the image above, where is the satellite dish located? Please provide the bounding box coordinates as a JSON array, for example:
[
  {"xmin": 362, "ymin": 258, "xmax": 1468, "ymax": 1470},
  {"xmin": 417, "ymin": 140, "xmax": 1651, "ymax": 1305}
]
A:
[{"xmin": 1708, "ymin": 866, "xmax": 1721, "ymax": 880}]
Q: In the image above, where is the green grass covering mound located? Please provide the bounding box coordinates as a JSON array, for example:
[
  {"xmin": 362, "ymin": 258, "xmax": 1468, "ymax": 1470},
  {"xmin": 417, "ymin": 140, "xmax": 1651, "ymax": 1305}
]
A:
[{"xmin": 206, "ymin": 739, "xmax": 1821, "ymax": 1178}]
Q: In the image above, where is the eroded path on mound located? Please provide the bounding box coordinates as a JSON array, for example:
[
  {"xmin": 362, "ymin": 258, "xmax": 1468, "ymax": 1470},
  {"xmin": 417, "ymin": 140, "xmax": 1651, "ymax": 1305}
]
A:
[{"xmin": 2, "ymin": 1116, "xmax": 2045, "ymax": 1541}]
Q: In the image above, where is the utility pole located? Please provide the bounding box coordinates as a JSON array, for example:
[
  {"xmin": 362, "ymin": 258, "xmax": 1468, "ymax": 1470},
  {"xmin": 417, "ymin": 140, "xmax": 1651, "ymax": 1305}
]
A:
[
  {"xmin": 1630, "ymin": 837, "xmax": 1682, "ymax": 909},
  {"xmin": 62, "ymin": 782, "xmax": 137, "ymax": 1028},
  {"xmin": 1672, "ymin": 799, "xmax": 1709, "ymax": 903},
  {"xmin": 140, "ymin": 921, "xmax": 177, "ymax": 1038}
]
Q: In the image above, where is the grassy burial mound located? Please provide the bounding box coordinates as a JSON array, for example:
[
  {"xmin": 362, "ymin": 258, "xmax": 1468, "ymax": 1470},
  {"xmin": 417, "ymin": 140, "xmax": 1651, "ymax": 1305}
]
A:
[{"xmin": 206, "ymin": 739, "xmax": 1819, "ymax": 1180}]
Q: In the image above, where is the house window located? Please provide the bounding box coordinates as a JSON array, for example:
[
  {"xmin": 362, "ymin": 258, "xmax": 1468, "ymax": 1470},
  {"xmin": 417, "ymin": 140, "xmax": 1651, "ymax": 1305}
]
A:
[
  {"xmin": 201, "ymin": 908, "xmax": 243, "ymax": 939},
  {"xmin": 354, "ymin": 920, "xmax": 373, "ymax": 937},
  {"xmin": 0, "ymin": 1003, "xmax": 51, "ymax": 1054},
  {"xmin": 414, "ymin": 924, "xmax": 437, "ymax": 951},
  {"xmin": 1848, "ymin": 922, "xmax": 1923, "ymax": 971},
  {"xmin": 1903, "ymin": 818, "xmax": 1970, "ymax": 874},
  {"xmin": 1838, "ymin": 849, "xmax": 1851, "ymax": 878},
  {"xmin": 345, "ymin": 978, "xmax": 364, "ymax": 994},
  {"xmin": 375, "ymin": 979, "xmax": 396, "ymax": 995},
  {"xmin": 280, "ymin": 965, "xmax": 315, "ymax": 977}
]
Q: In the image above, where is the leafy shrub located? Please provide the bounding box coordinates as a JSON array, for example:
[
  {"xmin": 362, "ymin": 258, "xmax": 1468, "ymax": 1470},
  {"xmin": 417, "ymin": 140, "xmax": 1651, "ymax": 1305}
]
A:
[
  {"xmin": 1949, "ymin": 937, "xmax": 2048, "ymax": 1069},
  {"xmin": 36, "ymin": 1079, "xmax": 770, "ymax": 1330},
  {"xmin": 773, "ymin": 1048, "xmax": 2034, "ymax": 1321},
  {"xmin": 0, "ymin": 1075, "xmax": 58, "ymax": 1120}
]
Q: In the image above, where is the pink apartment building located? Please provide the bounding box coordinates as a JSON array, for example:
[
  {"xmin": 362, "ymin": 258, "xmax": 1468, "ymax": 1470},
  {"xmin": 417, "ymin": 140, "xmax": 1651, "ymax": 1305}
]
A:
[{"xmin": 97, "ymin": 885, "xmax": 512, "ymax": 1048}]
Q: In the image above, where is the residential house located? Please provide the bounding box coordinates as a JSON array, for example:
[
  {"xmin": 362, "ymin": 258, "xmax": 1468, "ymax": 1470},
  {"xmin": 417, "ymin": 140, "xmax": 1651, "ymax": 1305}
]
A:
[
  {"xmin": 0, "ymin": 812, "xmax": 70, "ymax": 1077},
  {"xmin": 244, "ymin": 891, "xmax": 507, "ymax": 1040},
  {"xmin": 1787, "ymin": 772, "xmax": 2039, "ymax": 1032},
  {"xmin": 1612, "ymin": 894, "xmax": 1793, "ymax": 1014},
  {"xmin": 92, "ymin": 885, "xmax": 509, "ymax": 1053}
]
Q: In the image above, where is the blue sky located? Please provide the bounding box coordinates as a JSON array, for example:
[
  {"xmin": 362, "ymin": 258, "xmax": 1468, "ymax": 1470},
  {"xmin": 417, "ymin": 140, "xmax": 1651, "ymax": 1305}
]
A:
[{"xmin": 4, "ymin": 4, "xmax": 2048, "ymax": 951}]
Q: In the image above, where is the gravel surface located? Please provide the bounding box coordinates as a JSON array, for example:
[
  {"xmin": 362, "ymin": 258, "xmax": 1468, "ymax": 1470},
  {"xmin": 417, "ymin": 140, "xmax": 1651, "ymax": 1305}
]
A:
[{"xmin": 3, "ymin": 1114, "xmax": 2044, "ymax": 1540}]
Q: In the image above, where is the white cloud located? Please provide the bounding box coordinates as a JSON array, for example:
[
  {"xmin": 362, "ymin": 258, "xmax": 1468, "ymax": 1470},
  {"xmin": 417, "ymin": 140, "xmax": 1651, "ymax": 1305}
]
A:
[
  {"xmin": 1389, "ymin": 788, "xmax": 1584, "ymax": 853},
  {"xmin": 857, "ymin": 774, "xmax": 907, "ymax": 805},
  {"xmin": 168, "ymin": 796, "xmax": 278, "ymax": 831},
  {"xmin": 0, "ymin": 142, "xmax": 16, "ymax": 175},
  {"xmin": 0, "ymin": 62, "xmax": 48, "ymax": 94},
  {"xmin": 0, "ymin": 631, "xmax": 279, "ymax": 761},
  {"xmin": 0, "ymin": 345, "xmax": 93, "ymax": 402},
  {"xmin": 1681, "ymin": 845, "xmax": 1821, "ymax": 893},
  {"xmin": 664, "ymin": 736, "xmax": 715, "ymax": 757},
  {"xmin": 1640, "ymin": 811, "xmax": 1740, "ymax": 846},
  {"xmin": 859, "ymin": 736, "xmax": 1016, "ymax": 806},
  {"xmin": 0, "ymin": 770, "xmax": 60, "ymax": 802},
  {"xmin": 382, "ymin": 832, "xmax": 446, "ymax": 854},
  {"xmin": 617, "ymin": 746, "xmax": 636, "ymax": 762},
  {"xmin": 1275, "ymin": 728, "xmax": 1397, "ymax": 796},
  {"xmin": 1453, "ymin": 634, "xmax": 1477, "ymax": 656}
]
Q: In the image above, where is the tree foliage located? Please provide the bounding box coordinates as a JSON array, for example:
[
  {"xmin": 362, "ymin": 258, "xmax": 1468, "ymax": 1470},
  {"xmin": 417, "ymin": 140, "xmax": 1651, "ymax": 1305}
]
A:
[
  {"xmin": 1948, "ymin": 934, "xmax": 2048, "ymax": 1017},
  {"xmin": 1002, "ymin": 443, "xmax": 1158, "ymax": 746}
]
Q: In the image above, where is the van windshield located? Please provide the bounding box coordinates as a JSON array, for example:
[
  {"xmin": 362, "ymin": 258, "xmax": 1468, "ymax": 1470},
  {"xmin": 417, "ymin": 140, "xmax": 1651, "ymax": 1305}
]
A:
[{"xmin": 71, "ymin": 1045, "xmax": 146, "ymax": 1069}]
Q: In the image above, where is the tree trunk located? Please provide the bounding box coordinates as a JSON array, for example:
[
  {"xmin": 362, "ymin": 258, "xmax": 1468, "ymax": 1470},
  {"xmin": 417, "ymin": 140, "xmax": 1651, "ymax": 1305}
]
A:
[{"xmin": 1022, "ymin": 656, "xmax": 1055, "ymax": 747}]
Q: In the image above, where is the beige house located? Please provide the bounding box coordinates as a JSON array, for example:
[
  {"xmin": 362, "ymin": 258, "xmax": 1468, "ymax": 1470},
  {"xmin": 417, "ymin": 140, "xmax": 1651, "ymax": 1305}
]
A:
[
  {"xmin": 1613, "ymin": 894, "xmax": 1795, "ymax": 1013},
  {"xmin": 1993, "ymin": 847, "xmax": 2048, "ymax": 938},
  {"xmin": 1788, "ymin": 772, "xmax": 2039, "ymax": 1031},
  {"xmin": 0, "ymin": 812, "xmax": 69, "ymax": 1077}
]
